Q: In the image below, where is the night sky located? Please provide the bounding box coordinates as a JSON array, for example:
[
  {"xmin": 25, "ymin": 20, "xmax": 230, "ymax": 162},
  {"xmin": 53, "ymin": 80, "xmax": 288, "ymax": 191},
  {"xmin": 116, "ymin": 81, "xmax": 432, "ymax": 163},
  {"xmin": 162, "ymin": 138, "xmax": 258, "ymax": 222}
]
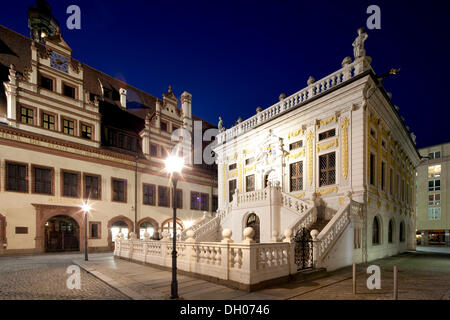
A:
[{"xmin": 1, "ymin": 0, "xmax": 449, "ymax": 149}]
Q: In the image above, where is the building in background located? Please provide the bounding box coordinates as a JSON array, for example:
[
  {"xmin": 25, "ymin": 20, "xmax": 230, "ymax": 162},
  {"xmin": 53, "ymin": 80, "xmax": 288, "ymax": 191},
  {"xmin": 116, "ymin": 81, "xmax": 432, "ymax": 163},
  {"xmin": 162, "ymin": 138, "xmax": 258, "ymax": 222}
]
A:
[
  {"xmin": 416, "ymin": 142, "xmax": 450, "ymax": 246},
  {"xmin": 0, "ymin": 1, "xmax": 217, "ymax": 255}
]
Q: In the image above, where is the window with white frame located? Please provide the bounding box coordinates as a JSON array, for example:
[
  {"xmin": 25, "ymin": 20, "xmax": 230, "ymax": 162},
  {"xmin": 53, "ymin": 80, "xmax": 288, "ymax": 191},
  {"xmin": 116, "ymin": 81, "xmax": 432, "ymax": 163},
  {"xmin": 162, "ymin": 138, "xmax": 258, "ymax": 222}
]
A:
[
  {"xmin": 428, "ymin": 207, "xmax": 441, "ymax": 220},
  {"xmin": 428, "ymin": 151, "xmax": 441, "ymax": 159},
  {"xmin": 428, "ymin": 180, "xmax": 441, "ymax": 192},
  {"xmin": 428, "ymin": 194, "xmax": 440, "ymax": 206},
  {"xmin": 428, "ymin": 165, "xmax": 441, "ymax": 178}
]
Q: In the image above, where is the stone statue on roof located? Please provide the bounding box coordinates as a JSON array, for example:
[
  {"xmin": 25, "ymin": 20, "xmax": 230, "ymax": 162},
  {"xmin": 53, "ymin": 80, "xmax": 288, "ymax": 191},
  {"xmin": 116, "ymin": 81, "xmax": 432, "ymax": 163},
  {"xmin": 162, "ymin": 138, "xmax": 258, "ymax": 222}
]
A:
[
  {"xmin": 352, "ymin": 27, "xmax": 368, "ymax": 59},
  {"xmin": 218, "ymin": 116, "xmax": 223, "ymax": 131}
]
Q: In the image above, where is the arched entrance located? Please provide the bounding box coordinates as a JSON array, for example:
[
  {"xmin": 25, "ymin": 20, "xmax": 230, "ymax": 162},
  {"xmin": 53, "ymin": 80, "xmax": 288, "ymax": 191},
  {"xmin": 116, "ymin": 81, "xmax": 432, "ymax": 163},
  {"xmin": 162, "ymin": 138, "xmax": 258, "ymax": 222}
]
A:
[
  {"xmin": 138, "ymin": 217, "xmax": 159, "ymax": 240},
  {"xmin": 107, "ymin": 215, "xmax": 134, "ymax": 250},
  {"xmin": 264, "ymin": 170, "xmax": 278, "ymax": 188},
  {"xmin": 45, "ymin": 215, "xmax": 80, "ymax": 252},
  {"xmin": 161, "ymin": 218, "xmax": 184, "ymax": 238},
  {"xmin": 245, "ymin": 213, "xmax": 260, "ymax": 243}
]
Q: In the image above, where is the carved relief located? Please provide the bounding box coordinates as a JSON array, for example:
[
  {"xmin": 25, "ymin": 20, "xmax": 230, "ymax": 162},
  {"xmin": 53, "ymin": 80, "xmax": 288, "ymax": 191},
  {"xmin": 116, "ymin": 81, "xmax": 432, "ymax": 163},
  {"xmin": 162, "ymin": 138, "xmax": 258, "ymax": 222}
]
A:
[
  {"xmin": 317, "ymin": 138, "xmax": 338, "ymax": 152},
  {"xmin": 341, "ymin": 117, "xmax": 349, "ymax": 180}
]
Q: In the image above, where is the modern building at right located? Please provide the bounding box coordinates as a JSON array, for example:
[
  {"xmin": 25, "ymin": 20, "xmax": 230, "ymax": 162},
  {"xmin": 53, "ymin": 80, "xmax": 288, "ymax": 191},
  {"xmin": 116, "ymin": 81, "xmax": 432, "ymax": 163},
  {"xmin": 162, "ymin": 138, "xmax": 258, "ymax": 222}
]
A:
[{"xmin": 416, "ymin": 142, "xmax": 450, "ymax": 246}]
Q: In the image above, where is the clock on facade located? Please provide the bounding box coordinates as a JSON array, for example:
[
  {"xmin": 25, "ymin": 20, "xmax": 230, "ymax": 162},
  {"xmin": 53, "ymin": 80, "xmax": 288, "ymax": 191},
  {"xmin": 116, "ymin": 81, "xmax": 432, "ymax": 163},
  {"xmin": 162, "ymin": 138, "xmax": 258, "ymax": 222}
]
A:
[{"xmin": 49, "ymin": 51, "xmax": 69, "ymax": 73}]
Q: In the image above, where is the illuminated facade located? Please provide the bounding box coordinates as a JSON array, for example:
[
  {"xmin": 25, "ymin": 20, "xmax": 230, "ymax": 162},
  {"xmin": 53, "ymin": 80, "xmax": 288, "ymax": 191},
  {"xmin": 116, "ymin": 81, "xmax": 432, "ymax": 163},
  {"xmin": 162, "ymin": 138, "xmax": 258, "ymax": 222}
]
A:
[{"xmin": 0, "ymin": 2, "xmax": 217, "ymax": 255}]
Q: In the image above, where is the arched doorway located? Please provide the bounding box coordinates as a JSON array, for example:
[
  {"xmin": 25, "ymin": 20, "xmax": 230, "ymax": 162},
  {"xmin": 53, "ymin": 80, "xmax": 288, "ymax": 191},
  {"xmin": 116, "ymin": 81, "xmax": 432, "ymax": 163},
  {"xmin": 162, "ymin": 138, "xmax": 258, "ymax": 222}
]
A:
[
  {"xmin": 245, "ymin": 213, "xmax": 260, "ymax": 243},
  {"xmin": 107, "ymin": 216, "xmax": 134, "ymax": 250},
  {"xmin": 161, "ymin": 218, "xmax": 184, "ymax": 238},
  {"xmin": 45, "ymin": 215, "xmax": 80, "ymax": 252},
  {"xmin": 138, "ymin": 217, "xmax": 159, "ymax": 240},
  {"xmin": 264, "ymin": 170, "xmax": 278, "ymax": 188}
]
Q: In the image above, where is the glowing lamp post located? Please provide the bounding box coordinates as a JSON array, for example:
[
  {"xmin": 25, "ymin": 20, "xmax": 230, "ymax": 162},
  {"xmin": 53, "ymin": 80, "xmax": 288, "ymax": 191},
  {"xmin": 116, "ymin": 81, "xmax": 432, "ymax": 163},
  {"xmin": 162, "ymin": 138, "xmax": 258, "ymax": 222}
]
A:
[
  {"xmin": 81, "ymin": 203, "xmax": 91, "ymax": 261},
  {"xmin": 165, "ymin": 155, "xmax": 184, "ymax": 299}
]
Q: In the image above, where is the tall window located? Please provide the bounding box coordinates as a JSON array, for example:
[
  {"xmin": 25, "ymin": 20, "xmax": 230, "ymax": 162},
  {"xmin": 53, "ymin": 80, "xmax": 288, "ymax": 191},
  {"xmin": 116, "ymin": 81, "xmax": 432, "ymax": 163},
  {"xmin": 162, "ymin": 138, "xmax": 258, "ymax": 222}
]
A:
[
  {"xmin": 399, "ymin": 221, "xmax": 405, "ymax": 242},
  {"xmin": 176, "ymin": 189, "xmax": 183, "ymax": 209},
  {"xmin": 212, "ymin": 195, "xmax": 218, "ymax": 212},
  {"xmin": 33, "ymin": 167, "xmax": 53, "ymax": 194},
  {"xmin": 388, "ymin": 219, "xmax": 394, "ymax": 243},
  {"xmin": 369, "ymin": 153, "xmax": 376, "ymax": 186},
  {"xmin": 229, "ymin": 179, "xmax": 237, "ymax": 202},
  {"xmin": 190, "ymin": 192, "xmax": 208, "ymax": 211},
  {"xmin": 158, "ymin": 186, "xmax": 170, "ymax": 207},
  {"xmin": 150, "ymin": 144, "xmax": 158, "ymax": 157},
  {"xmin": 372, "ymin": 216, "xmax": 381, "ymax": 245},
  {"xmin": 381, "ymin": 162, "xmax": 386, "ymax": 191},
  {"xmin": 63, "ymin": 119, "xmax": 75, "ymax": 136},
  {"xmin": 20, "ymin": 107, "xmax": 34, "ymax": 125},
  {"xmin": 160, "ymin": 121, "xmax": 168, "ymax": 132},
  {"xmin": 318, "ymin": 129, "xmax": 335, "ymax": 141},
  {"xmin": 389, "ymin": 168, "xmax": 394, "ymax": 195},
  {"xmin": 112, "ymin": 179, "xmax": 126, "ymax": 202},
  {"xmin": 42, "ymin": 113, "xmax": 55, "ymax": 131},
  {"xmin": 81, "ymin": 124, "xmax": 92, "ymax": 140},
  {"xmin": 84, "ymin": 174, "xmax": 100, "ymax": 199},
  {"xmin": 246, "ymin": 175, "xmax": 255, "ymax": 192},
  {"xmin": 62, "ymin": 171, "xmax": 80, "ymax": 197},
  {"xmin": 6, "ymin": 162, "xmax": 28, "ymax": 192},
  {"xmin": 290, "ymin": 161, "xmax": 303, "ymax": 191},
  {"xmin": 143, "ymin": 184, "xmax": 155, "ymax": 205},
  {"xmin": 319, "ymin": 152, "xmax": 336, "ymax": 187}
]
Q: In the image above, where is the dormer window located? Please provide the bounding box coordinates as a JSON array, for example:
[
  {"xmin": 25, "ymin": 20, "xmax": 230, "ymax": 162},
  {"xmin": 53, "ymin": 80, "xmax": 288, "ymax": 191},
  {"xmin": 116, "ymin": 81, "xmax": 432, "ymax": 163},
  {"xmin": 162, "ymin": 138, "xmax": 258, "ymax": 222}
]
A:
[
  {"xmin": 63, "ymin": 83, "xmax": 76, "ymax": 99},
  {"xmin": 40, "ymin": 75, "xmax": 54, "ymax": 91},
  {"xmin": 103, "ymin": 88, "xmax": 112, "ymax": 99}
]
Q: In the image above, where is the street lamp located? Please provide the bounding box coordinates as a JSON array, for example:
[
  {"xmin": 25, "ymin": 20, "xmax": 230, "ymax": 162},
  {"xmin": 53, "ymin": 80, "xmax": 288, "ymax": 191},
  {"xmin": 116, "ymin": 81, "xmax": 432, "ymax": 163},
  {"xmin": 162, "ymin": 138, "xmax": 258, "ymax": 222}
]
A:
[
  {"xmin": 81, "ymin": 203, "xmax": 91, "ymax": 261},
  {"xmin": 165, "ymin": 155, "xmax": 184, "ymax": 299}
]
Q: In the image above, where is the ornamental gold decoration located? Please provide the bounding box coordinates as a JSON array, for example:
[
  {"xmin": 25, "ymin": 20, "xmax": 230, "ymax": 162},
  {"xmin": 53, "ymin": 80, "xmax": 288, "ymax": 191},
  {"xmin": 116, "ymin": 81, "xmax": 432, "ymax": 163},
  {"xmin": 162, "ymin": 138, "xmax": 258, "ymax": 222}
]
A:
[
  {"xmin": 287, "ymin": 148, "xmax": 305, "ymax": 161},
  {"xmin": 288, "ymin": 128, "xmax": 304, "ymax": 140},
  {"xmin": 244, "ymin": 164, "xmax": 256, "ymax": 174},
  {"xmin": 341, "ymin": 117, "xmax": 349, "ymax": 180},
  {"xmin": 316, "ymin": 186, "xmax": 338, "ymax": 195},
  {"xmin": 317, "ymin": 115, "xmax": 337, "ymax": 128},
  {"xmin": 317, "ymin": 138, "xmax": 338, "ymax": 152},
  {"xmin": 293, "ymin": 192, "xmax": 305, "ymax": 199}
]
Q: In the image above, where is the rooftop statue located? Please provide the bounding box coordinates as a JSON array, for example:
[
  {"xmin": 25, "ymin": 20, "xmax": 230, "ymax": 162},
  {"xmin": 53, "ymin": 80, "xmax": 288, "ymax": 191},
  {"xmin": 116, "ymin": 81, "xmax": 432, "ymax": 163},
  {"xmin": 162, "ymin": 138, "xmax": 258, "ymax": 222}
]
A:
[{"xmin": 352, "ymin": 27, "xmax": 368, "ymax": 59}]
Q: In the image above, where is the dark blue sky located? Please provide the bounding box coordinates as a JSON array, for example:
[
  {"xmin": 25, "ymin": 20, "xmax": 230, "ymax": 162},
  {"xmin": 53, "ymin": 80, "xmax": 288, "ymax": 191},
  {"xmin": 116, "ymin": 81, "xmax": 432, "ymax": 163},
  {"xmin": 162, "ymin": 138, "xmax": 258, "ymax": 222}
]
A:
[{"xmin": 2, "ymin": 0, "xmax": 449, "ymax": 148}]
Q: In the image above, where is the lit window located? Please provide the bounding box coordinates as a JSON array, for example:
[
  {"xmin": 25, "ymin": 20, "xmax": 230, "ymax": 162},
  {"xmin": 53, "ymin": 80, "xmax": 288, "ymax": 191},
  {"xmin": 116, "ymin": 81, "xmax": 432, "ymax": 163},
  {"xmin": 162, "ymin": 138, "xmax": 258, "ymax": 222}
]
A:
[
  {"xmin": 20, "ymin": 107, "xmax": 34, "ymax": 125},
  {"xmin": 428, "ymin": 165, "xmax": 441, "ymax": 178},
  {"xmin": 63, "ymin": 119, "xmax": 75, "ymax": 136},
  {"xmin": 42, "ymin": 113, "xmax": 55, "ymax": 131},
  {"xmin": 81, "ymin": 124, "xmax": 92, "ymax": 140}
]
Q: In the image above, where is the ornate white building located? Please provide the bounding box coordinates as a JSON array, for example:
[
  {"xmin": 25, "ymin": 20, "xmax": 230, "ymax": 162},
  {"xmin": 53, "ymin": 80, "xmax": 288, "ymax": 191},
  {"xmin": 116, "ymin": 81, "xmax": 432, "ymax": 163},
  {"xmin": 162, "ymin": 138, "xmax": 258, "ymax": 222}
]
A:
[{"xmin": 193, "ymin": 28, "xmax": 420, "ymax": 271}]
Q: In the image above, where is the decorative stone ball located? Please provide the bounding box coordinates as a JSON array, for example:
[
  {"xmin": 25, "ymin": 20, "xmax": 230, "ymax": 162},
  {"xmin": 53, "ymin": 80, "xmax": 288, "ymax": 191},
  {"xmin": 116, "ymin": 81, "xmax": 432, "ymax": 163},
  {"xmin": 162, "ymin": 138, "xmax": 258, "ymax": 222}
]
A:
[
  {"xmin": 341, "ymin": 56, "xmax": 352, "ymax": 67},
  {"xmin": 243, "ymin": 227, "xmax": 255, "ymax": 240},
  {"xmin": 310, "ymin": 229, "xmax": 319, "ymax": 240},
  {"xmin": 143, "ymin": 231, "xmax": 150, "ymax": 240},
  {"xmin": 284, "ymin": 229, "xmax": 293, "ymax": 239},
  {"xmin": 222, "ymin": 229, "xmax": 232, "ymax": 239},
  {"xmin": 186, "ymin": 230, "xmax": 195, "ymax": 239},
  {"xmin": 307, "ymin": 76, "xmax": 315, "ymax": 86},
  {"xmin": 256, "ymin": 106, "xmax": 262, "ymax": 113}
]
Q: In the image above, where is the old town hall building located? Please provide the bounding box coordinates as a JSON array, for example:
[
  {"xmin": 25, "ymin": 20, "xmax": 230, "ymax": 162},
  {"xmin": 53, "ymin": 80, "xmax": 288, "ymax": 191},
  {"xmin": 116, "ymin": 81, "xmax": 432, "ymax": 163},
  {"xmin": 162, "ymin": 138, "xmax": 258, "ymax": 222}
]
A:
[{"xmin": 0, "ymin": 1, "xmax": 217, "ymax": 254}]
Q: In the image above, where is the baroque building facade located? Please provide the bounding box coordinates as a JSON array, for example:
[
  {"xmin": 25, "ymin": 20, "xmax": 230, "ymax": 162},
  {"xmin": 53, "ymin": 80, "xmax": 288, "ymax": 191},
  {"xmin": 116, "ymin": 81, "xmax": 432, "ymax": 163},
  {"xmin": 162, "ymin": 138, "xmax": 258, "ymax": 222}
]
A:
[
  {"xmin": 416, "ymin": 142, "xmax": 450, "ymax": 246},
  {"xmin": 0, "ymin": 2, "xmax": 217, "ymax": 255},
  {"xmin": 203, "ymin": 28, "xmax": 420, "ymax": 270}
]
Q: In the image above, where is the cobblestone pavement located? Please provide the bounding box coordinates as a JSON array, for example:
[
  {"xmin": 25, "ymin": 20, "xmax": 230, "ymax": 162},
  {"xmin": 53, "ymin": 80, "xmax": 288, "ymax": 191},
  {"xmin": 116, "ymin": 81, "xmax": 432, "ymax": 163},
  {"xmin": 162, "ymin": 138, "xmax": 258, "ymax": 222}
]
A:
[{"xmin": 0, "ymin": 253, "xmax": 129, "ymax": 300}]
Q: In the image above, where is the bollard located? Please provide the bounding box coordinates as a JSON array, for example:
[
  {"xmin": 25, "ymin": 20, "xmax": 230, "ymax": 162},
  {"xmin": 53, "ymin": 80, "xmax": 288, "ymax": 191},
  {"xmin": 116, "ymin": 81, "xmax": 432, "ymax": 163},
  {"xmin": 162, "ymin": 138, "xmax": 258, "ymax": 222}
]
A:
[
  {"xmin": 393, "ymin": 265, "xmax": 398, "ymax": 300},
  {"xmin": 352, "ymin": 263, "xmax": 356, "ymax": 294}
]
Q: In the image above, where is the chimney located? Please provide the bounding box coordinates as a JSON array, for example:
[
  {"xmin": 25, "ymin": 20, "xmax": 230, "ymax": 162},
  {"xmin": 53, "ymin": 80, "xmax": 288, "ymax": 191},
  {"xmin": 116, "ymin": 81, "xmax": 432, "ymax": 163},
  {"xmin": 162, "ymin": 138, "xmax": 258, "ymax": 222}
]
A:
[{"xmin": 119, "ymin": 88, "xmax": 127, "ymax": 108}]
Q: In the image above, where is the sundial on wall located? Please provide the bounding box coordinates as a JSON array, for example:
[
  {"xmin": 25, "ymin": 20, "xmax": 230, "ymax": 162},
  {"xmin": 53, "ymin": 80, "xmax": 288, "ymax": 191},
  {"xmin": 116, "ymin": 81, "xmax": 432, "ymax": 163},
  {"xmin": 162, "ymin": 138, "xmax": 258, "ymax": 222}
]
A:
[{"xmin": 49, "ymin": 51, "xmax": 69, "ymax": 73}]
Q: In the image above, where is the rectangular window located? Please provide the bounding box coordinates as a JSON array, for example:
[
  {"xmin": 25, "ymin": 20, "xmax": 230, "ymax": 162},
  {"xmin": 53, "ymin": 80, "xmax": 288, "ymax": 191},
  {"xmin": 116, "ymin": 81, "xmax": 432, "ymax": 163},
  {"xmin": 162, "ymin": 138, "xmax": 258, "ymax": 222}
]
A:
[
  {"xmin": 176, "ymin": 189, "xmax": 183, "ymax": 209},
  {"xmin": 90, "ymin": 222, "xmax": 101, "ymax": 239},
  {"xmin": 6, "ymin": 162, "xmax": 28, "ymax": 192},
  {"xmin": 62, "ymin": 171, "xmax": 80, "ymax": 198},
  {"xmin": 319, "ymin": 152, "xmax": 336, "ymax": 187},
  {"xmin": 389, "ymin": 168, "xmax": 394, "ymax": 195},
  {"xmin": 191, "ymin": 191, "xmax": 201, "ymax": 210},
  {"xmin": 369, "ymin": 153, "xmax": 376, "ymax": 186},
  {"xmin": 160, "ymin": 147, "xmax": 168, "ymax": 159},
  {"xmin": 160, "ymin": 121, "xmax": 168, "ymax": 132},
  {"xmin": 246, "ymin": 175, "xmax": 255, "ymax": 192},
  {"xmin": 381, "ymin": 162, "xmax": 386, "ymax": 191},
  {"xmin": 84, "ymin": 174, "xmax": 100, "ymax": 199},
  {"xmin": 143, "ymin": 184, "xmax": 155, "ymax": 205},
  {"xmin": 158, "ymin": 186, "xmax": 170, "ymax": 207},
  {"xmin": 63, "ymin": 119, "xmax": 75, "ymax": 136},
  {"xmin": 40, "ymin": 75, "xmax": 53, "ymax": 91},
  {"xmin": 428, "ymin": 194, "xmax": 441, "ymax": 206},
  {"xmin": 33, "ymin": 166, "xmax": 53, "ymax": 194},
  {"xmin": 229, "ymin": 179, "xmax": 237, "ymax": 202},
  {"xmin": 245, "ymin": 157, "xmax": 255, "ymax": 165},
  {"xmin": 428, "ymin": 207, "xmax": 441, "ymax": 220},
  {"xmin": 20, "ymin": 106, "xmax": 34, "ymax": 125},
  {"xmin": 428, "ymin": 180, "xmax": 441, "ymax": 192},
  {"xmin": 200, "ymin": 193, "xmax": 209, "ymax": 211},
  {"xmin": 112, "ymin": 178, "xmax": 126, "ymax": 202},
  {"xmin": 428, "ymin": 151, "xmax": 441, "ymax": 159},
  {"xmin": 319, "ymin": 129, "xmax": 336, "ymax": 141},
  {"xmin": 290, "ymin": 161, "xmax": 303, "ymax": 192},
  {"xmin": 15, "ymin": 227, "xmax": 28, "ymax": 234},
  {"xmin": 63, "ymin": 84, "xmax": 76, "ymax": 99},
  {"xmin": 81, "ymin": 124, "xmax": 92, "ymax": 140},
  {"xmin": 289, "ymin": 140, "xmax": 303, "ymax": 150},
  {"xmin": 229, "ymin": 163, "xmax": 237, "ymax": 171},
  {"xmin": 150, "ymin": 144, "xmax": 158, "ymax": 157},
  {"xmin": 428, "ymin": 165, "xmax": 441, "ymax": 178},
  {"xmin": 401, "ymin": 179, "xmax": 405, "ymax": 201},
  {"xmin": 42, "ymin": 113, "xmax": 55, "ymax": 131}
]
